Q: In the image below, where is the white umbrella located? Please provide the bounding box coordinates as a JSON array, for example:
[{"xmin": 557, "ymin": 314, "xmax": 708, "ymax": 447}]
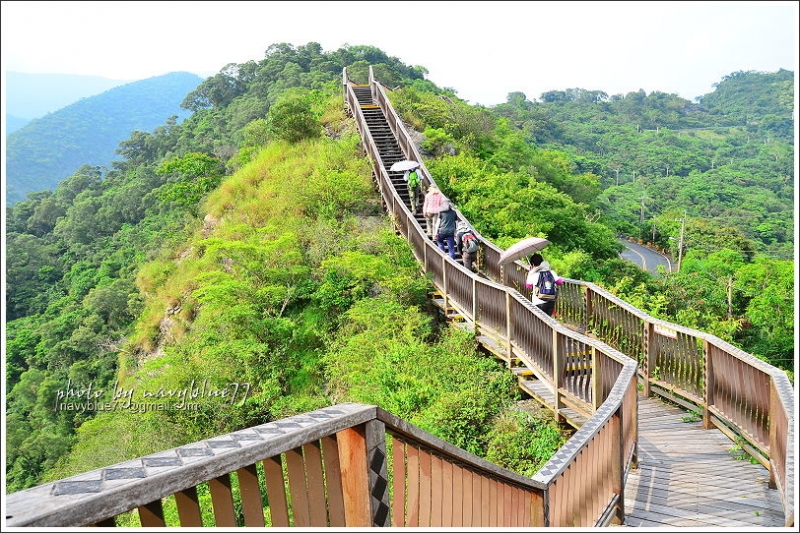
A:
[
  {"xmin": 497, "ymin": 237, "xmax": 550, "ymax": 266},
  {"xmin": 389, "ymin": 160, "xmax": 420, "ymax": 172}
]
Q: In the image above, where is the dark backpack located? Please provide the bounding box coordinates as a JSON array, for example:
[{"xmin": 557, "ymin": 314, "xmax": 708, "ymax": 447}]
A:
[
  {"xmin": 462, "ymin": 232, "xmax": 479, "ymax": 254},
  {"xmin": 536, "ymin": 269, "xmax": 558, "ymax": 300},
  {"xmin": 408, "ymin": 170, "xmax": 421, "ymax": 189}
]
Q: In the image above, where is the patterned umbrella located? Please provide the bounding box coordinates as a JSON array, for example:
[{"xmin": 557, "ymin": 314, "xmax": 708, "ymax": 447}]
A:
[{"xmin": 497, "ymin": 237, "xmax": 550, "ymax": 266}]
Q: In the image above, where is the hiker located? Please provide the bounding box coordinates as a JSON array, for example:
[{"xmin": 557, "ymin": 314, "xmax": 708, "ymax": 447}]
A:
[
  {"xmin": 422, "ymin": 185, "xmax": 445, "ymax": 237},
  {"xmin": 525, "ymin": 253, "xmax": 563, "ymax": 317},
  {"xmin": 403, "ymin": 167, "xmax": 422, "ymax": 214},
  {"xmin": 435, "ymin": 200, "xmax": 457, "ymax": 259},
  {"xmin": 455, "ymin": 221, "xmax": 469, "ymax": 255},
  {"xmin": 458, "ymin": 224, "xmax": 479, "ymax": 272}
]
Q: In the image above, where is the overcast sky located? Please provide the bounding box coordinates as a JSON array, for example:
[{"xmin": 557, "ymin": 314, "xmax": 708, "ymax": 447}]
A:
[{"xmin": 2, "ymin": 1, "xmax": 798, "ymax": 105}]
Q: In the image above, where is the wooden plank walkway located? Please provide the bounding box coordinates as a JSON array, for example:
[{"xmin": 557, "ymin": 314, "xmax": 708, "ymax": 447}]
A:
[
  {"xmin": 624, "ymin": 394, "xmax": 786, "ymax": 527},
  {"xmin": 431, "ymin": 288, "xmax": 787, "ymax": 528}
]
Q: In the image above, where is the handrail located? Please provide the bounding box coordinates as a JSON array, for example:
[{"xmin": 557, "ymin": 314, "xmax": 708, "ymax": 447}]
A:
[
  {"xmin": 351, "ymin": 66, "xmax": 793, "ymax": 527},
  {"xmin": 5, "ymin": 404, "xmax": 549, "ymax": 527},
  {"xmin": 348, "ymin": 66, "xmax": 640, "ymax": 526}
]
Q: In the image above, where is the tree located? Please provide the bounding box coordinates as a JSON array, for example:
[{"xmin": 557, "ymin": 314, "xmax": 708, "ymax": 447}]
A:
[
  {"xmin": 266, "ymin": 89, "xmax": 322, "ymax": 143},
  {"xmin": 156, "ymin": 152, "xmax": 226, "ymax": 212}
]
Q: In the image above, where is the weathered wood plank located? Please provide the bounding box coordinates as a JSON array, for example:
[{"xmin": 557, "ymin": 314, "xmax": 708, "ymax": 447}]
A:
[
  {"xmin": 138, "ymin": 500, "xmax": 166, "ymax": 527},
  {"xmin": 419, "ymin": 449, "xmax": 432, "ymax": 526},
  {"xmin": 209, "ymin": 474, "xmax": 237, "ymax": 527},
  {"xmin": 174, "ymin": 487, "xmax": 203, "ymax": 527},
  {"xmin": 337, "ymin": 426, "xmax": 371, "ymax": 527},
  {"xmin": 430, "ymin": 454, "xmax": 443, "ymax": 527},
  {"xmin": 406, "ymin": 445, "xmax": 420, "ymax": 527},
  {"xmin": 624, "ymin": 394, "xmax": 785, "ymax": 527},
  {"xmin": 236, "ymin": 464, "xmax": 265, "ymax": 527},
  {"xmin": 625, "ymin": 497, "xmax": 781, "ymax": 527},
  {"xmin": 285, "ymin": 448, "xmax": 310, "ymax": 526},
  {"xmin": 302, "ymin": 442, "xmax": 328, "ymax": 527},
  {"xmin": 320, "ymin": 435, "xmax": 346, "ymax": 527},
  {"xmin": 262, "ymin": 455, "xmax": 289, "ymax": 527},
  {"xmin": 391, "ymin": 437, "xmax": 406, "ymax": 527},
  {"xmin": 625, "ymin": 476, "xmax": 783, "ymax": 510},
  {"xmin": 451, "ymin": 463, "xmax": 463, "ymax": 527}
]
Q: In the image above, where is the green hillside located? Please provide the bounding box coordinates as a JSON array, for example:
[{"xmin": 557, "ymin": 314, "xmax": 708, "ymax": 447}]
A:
[{"xmin": 4, "ymin": 42, "xmax": 793, "ymax": 494}]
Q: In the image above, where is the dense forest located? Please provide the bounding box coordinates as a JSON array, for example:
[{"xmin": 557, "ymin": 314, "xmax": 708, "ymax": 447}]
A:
[{"xmin": 4, "ymin": 42, "xmax": 794, "ymax": 498}]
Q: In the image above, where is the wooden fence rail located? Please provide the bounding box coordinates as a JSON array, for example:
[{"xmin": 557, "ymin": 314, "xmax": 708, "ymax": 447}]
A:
[{"xmin": 356, "ymin": 66, "xmax": 793, "ymax": 527}]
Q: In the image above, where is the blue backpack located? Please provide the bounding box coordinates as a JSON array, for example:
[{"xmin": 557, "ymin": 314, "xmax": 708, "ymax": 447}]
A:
[{"xmin": 536, "ymin": 270, "xmax": 558, "ymax": 300}]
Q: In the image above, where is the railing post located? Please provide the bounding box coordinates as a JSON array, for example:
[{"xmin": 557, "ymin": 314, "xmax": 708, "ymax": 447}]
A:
[
  {"xmin": 592, "ymin": 346, "xmax": 602, "ymax": 411},
  {"xmin": 506, "ymin": 291, "xmax": 513, "ymax": 369},
  {"xmin": 702, "ymin": 339, "xmax": 714, "ymax": 429},
  {"xmin": 643, "ymin": 321, "xmax": 654, "ymax": 398},
  {"xmin": 472, "ymin": 276, "xmax": 478, "ymax": 334},
  {"xmin": 610, "ymin": 408, "xmax": 625, "ymax": 525},
  {"xmin": 369, "ymin": 66, "xmax": 375, "ymax": 102},
  {"xmin": 365, "ymin": 420, "xmax": 391, "ymax": 526},
  {"xmin": 529, "ymin": 489, "xmax": 545, "ymax": 527},
  {"xmin": 337, "ymin": 425, "xmax": 372, "ymax": 526},
  {"xmin": 342, "ymin": 67, "xmax": 347, "ymax": 108},
  {"xmin": 443, "ymin": 256, "xmax": 448, "ymax": 313},
  {"xmin": 553, "ymin": 329, "xmax": 564, "ymax": 424},
  {"xmin": 768, "ymin": 382, "xmax": 779, "ymax": 490},
  {"xmin": 584, "ymin": 285, "xmax": 593, "ymax": 333}
]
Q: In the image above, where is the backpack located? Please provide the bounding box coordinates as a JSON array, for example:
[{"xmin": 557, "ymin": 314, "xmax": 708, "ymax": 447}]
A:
[
  {"xmin": 535, "ymin": 269, "xmax": 558, "ymax": 300},
  {"xmin": 408, "ymin": 170, "xmax": 421, "ymax": 189},
  {"xmin": 462, "ymin": 232, "xmax": 479, "ymax": 254}
]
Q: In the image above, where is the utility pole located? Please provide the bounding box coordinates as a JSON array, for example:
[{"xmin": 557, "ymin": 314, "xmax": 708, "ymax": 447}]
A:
[
  {"xmin": 727, "ymin": 275, "xmax": 733, "ymax": 320},
  {"xmin": 677, "ymin": 213, "xmax": 686, "ymax": 272},
  {"xmin": 639, "ymin": 195, "xmax": 647, "ymax": 224}
]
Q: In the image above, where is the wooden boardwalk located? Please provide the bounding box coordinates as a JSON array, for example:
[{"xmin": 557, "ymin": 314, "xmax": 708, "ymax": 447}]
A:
[
  {"xmin": 624, "ymin": 394, "xmax": 786, "ymax": 527},
  {"xmin": 439, "ymin": 299, "xmax": 788, "ymax": 528}
]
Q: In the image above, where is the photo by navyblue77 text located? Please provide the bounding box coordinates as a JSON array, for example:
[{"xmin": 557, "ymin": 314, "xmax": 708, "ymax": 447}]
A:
[{"xmin": 53, "ymin": 378, "xmax": 252, "ymax": 414}]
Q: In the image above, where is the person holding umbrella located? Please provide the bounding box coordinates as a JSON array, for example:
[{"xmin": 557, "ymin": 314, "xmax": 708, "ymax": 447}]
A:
[
  {"xmin": 403, "ymin": 166, "xmax": 422, "ymax": 214},
  {"xmin": 390, "ymin": 160, "xmax": 423, "ymax": 215},
  {"xmin": 525, "ymin": 253, "xmax": 563, "ymax": 317}
]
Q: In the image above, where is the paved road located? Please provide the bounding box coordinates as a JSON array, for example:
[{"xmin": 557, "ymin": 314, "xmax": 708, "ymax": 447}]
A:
[{"xmin": 618, "ymin": 238, "xmax": 673, "ymax": 275}]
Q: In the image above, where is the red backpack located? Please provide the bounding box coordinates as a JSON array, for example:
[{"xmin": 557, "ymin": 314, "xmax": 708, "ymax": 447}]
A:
[{"xmin": 462, "ymin": 232, "xmax": 479, "ymax": 254}]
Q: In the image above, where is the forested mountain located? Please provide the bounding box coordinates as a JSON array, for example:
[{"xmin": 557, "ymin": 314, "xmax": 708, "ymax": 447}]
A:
[
  {"xmin": 6, "ymin": 114, "xmax": 31, "ymax": 135},
  {"xmin": 5, "ymin": 72, "xmax": 132, "ymax": 120},
  {"xmin": 5, "ymin": 72, "xmax": 203, "ymax": 205},
  {"xmin": 4, "ymin": 42, "xmax": 793, "ymax": 496},
  {"xmin": 491, "ymin": 69, "xmax": 795, "ymax": 261}
]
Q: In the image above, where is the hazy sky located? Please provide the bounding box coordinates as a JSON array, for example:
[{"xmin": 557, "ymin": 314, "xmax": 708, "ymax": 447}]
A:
[{"xmin": 2, "ymin": 0, "xmax": 798, "ymax": 105}]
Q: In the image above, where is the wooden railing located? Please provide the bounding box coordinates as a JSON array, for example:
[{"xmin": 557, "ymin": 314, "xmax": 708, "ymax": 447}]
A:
[
  {"xmin": 4, "ymin": 404, "xmax": 550, "ymax": 527},
  {"xmin": 347, "ymin": 66, "xmax": 794, "ymax": 527},
  {"xmin": 343, "ymin": 67, "xmax": 640, "ymax": 526},
  {"xmin": 5, "ymin": 68, "xmax": 793, "ymax": 528}
]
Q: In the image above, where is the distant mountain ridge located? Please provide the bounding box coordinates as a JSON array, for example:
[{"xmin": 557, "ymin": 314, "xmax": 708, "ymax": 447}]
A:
[
  {"xmin": 5, "ymin": 72, "xmax": 133, "ymax": 122},
  {"xmin": 5, "ymin": 71, "xmax": 204, "ymax": 205}
]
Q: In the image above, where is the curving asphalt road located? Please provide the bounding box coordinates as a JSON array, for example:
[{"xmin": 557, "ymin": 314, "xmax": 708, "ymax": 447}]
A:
[{"xmin": 618, "ymin": 238, "xmax": 673, "ymax": 276}]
